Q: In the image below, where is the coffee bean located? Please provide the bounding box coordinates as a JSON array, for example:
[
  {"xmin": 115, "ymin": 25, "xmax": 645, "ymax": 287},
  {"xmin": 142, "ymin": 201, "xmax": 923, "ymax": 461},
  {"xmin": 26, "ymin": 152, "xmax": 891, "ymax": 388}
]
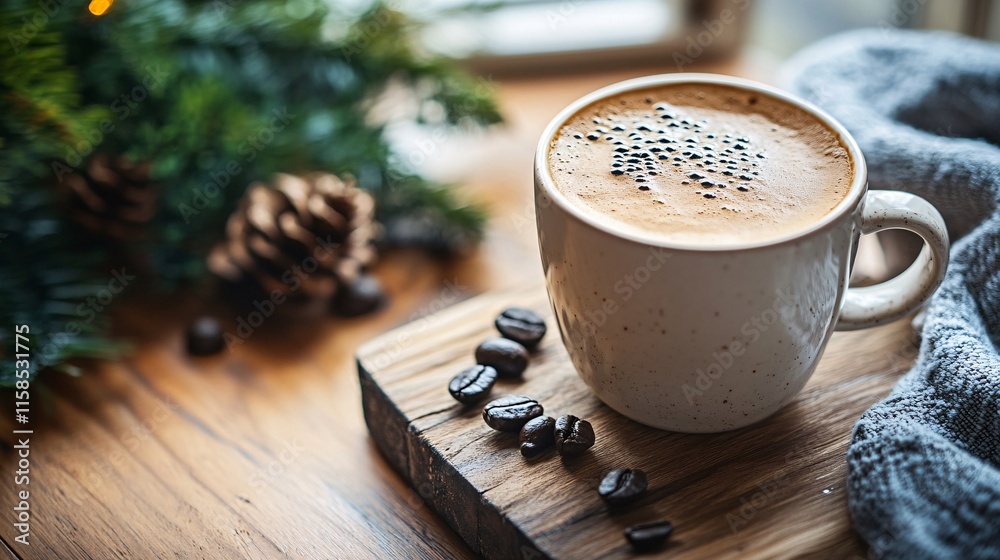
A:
[
  {"xmin": 483, "ymin": 395, "xmax": 543, "ymax": 432},
  {"xmin": 448, "ymin": 365, "xmax": 497, "ymax": 404},
  {"xmin": 186, "ymin": 316, "xmax": 224, "ymax": 356},
  {"xmin": 625, "ymin": 519, "xmax": 673, "ymax": 552},
  {"xmin": 475, "ymin": 338, "xmax": 529, "ymax": 378},
  {"xmin": 519, "ymin": 416, "xmax": 555, "ymax": 459},
  {"xmin": 598, "ymin": 468, "xmax": 648, "ymax": 505},
  {"xmin": 333, "ymin": 274, "xmax": 386, "ymax": 317},
  {"xmin": 554, "ymin": 415, "xmax": 595, "ymax": 456}
]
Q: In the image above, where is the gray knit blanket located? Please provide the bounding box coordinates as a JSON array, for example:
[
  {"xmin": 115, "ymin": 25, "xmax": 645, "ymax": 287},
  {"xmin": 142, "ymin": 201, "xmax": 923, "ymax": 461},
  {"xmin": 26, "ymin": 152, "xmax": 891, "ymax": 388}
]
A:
[{"xmin": 782, "ymin": 29, "xmax": 1000, "ymax": 559}]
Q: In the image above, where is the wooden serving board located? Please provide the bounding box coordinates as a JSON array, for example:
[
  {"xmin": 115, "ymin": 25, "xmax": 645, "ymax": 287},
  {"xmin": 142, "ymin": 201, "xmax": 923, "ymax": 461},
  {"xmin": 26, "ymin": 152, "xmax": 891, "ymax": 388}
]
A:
[{"xmin": 357, "ymin": 286, "xmax": 919, "ymax": 559}]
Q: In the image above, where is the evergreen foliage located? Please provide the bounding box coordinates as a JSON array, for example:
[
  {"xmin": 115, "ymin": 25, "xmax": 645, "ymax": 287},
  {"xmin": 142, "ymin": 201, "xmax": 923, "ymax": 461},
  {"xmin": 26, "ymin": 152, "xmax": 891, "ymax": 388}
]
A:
[{"xmin": 0, "ymin": 0, "xmax": 500, "ymax": 385}]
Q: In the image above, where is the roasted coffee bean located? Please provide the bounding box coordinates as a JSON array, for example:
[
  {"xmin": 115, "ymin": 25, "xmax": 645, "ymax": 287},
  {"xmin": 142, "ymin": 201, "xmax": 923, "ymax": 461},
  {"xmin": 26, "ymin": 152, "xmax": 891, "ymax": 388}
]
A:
[
  {"xmin": 483, "ymin": 395, "xmax": 543, "ymax": 432},
  {"xmin": 598, "ymin": 468, "xmax": 648, "ymax": 505},
  {"xmin": 475, "ymin": 338, "xmax": 529, "ymax": 378},
  {"xmin": 554, "ymin": 415, "xmax": 595, "ymax": 456},
  {"xmin": 625, "ymin": 519, "xmax": 673, "ymax": 552},
  {"xmin": 448, "ymin": 365, "xmax": 497, "ymax": 404},
  {"xmin": 519, "ymin": 416, "xmax": 556, "ymax": 459},
  {"xmin": 494, "ymin": 307, "xmax": 547, "ymax": 349},
  {"xmin": 186, "ymin": 316, "xmax": 224, "ymax": 356},
  {"xmin": 333, "ymin": 274, "xmax": 386, "ymax": 317}
]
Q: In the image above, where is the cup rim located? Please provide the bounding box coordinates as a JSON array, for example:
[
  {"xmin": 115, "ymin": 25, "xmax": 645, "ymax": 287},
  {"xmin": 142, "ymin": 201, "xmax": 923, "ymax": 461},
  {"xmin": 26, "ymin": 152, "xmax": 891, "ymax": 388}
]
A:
[{"xmin": 534, "ymin": 73, "xmax": 868, "ymax": 252}]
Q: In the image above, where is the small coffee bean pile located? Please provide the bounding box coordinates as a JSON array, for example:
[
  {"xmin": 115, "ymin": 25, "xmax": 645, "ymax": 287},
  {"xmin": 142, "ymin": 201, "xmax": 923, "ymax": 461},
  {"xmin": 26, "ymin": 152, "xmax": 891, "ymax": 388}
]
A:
[
  {"xmin": 445, "ymin": 305, "xmax": 670, "ymax": 552},
  {"xmin": 447, "ymin": 307, "xmax": 544, "ymax": 405},
  {"xmin": 445, "ymin": 306, "xmax": 596, "ymax": 459},
  {"xmin": 447, "ymin": 307, "xmax": 546, "ymax": 405},
  {"xmin": 516, "ymin": 413, "xmax": 595, "ymax": 459}
]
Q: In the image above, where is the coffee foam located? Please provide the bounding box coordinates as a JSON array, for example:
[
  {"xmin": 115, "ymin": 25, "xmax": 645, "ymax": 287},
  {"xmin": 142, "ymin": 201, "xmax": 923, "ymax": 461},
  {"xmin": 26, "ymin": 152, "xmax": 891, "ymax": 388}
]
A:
[{"xmin": 548, "ymin": 83, "xmax": 853, "ymax": 246}]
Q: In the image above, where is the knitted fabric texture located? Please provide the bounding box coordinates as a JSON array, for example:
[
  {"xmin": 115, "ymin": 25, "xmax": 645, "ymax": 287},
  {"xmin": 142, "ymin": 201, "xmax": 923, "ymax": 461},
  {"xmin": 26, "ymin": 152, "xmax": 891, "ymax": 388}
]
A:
[{"xmin": 782, "ymin": 29, "xmax": 1000, "ymax": 559}]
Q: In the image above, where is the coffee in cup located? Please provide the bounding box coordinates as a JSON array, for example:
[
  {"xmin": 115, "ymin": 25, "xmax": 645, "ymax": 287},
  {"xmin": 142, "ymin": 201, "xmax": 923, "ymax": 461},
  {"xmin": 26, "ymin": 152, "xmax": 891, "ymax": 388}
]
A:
[{"xmin": 548, "ymin": 82, "xmax": 853, "ymax": 246}]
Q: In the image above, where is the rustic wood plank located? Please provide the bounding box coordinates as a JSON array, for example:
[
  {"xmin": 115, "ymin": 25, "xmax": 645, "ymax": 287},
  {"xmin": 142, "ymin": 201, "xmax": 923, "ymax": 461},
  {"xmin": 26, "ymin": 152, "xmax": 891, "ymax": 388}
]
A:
[{"xmin": 359, "ymin": 286, "xmax": 919, "ymax": 559}]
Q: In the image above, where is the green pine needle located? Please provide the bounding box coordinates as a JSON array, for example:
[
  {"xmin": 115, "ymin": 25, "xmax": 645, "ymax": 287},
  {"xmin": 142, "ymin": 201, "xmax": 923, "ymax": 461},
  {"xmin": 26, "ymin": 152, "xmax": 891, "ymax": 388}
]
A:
[{"xmin": 0, "ymin": 0, "xmax": 501, "ymax": 384}]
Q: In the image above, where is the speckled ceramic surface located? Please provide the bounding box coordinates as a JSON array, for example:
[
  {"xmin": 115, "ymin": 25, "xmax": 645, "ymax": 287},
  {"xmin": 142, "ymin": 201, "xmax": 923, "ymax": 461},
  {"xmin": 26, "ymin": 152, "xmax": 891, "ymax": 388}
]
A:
[{"xmin": 535, "ymin": 74, "xmax": 949, "ymax": 433}]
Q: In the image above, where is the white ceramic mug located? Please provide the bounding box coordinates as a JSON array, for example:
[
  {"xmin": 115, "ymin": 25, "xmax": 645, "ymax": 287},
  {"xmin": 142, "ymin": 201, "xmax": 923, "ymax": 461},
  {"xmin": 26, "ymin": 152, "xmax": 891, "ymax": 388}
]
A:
[{"xmin": 534, "ymin": 74, "xmax": 949, "ymax": 433}]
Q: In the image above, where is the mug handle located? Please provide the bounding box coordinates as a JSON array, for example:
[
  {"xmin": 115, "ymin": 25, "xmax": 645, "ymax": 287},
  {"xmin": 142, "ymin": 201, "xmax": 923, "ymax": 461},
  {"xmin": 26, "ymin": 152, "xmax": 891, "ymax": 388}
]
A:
[{"xmin": 836, "ymin": 190, "xmax": 950, "ymax": 331}]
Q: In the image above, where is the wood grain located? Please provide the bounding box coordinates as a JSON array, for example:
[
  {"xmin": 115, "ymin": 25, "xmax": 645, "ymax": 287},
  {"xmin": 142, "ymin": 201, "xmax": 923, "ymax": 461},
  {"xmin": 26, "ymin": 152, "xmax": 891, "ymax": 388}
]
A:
[
  {"xmin": 0, "ymin": 252, "xmax": 481, "ymax": 559},
  {"xmin": 359, "ymin": 286, "xmax": 920, "ymax": 559}
]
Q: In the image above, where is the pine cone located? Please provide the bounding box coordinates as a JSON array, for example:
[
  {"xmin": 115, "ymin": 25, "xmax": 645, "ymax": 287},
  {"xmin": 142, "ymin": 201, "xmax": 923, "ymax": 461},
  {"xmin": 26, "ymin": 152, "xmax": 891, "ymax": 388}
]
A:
[
  {"xmin": 208, "ymin": 173, "xmax": 379, "ymax": 309},
  {"xmin": 61, "ymin": 152, "xmax": 157, "ymax": 240}
]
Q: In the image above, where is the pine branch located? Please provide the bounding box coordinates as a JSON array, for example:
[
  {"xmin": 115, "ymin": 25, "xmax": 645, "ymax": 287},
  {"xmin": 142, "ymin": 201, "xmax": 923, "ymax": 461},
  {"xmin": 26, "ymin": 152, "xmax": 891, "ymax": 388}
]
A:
[
  {"xmin": 63, "ymin": 0, "xmax": 503, "ymax": 283},
  {"xmin": 0, "ymin": 191, "xmax": 124, "ymax": 386},
  {"xmin": 0, "ymin": 0, "xmax": 502, "ymax": 383}
]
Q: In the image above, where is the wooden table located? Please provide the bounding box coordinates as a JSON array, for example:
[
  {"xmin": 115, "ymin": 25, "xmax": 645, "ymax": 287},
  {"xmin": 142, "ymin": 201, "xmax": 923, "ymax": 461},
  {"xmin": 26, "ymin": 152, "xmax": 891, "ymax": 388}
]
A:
[{"xmin": 0, "ymin": 55, "xmax": 912, "ymax": 559}]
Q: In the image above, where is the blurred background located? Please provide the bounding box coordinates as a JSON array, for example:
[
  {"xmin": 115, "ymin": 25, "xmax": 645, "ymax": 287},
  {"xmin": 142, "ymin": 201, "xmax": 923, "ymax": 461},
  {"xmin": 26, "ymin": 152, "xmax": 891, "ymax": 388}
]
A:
[
  {"xmin": 392, "ymin": 0, "xmax": 1000, "ymax": 287},
  {"xmin": 408, "ymin": 0, "xmax": 999, "ymax": 73}
]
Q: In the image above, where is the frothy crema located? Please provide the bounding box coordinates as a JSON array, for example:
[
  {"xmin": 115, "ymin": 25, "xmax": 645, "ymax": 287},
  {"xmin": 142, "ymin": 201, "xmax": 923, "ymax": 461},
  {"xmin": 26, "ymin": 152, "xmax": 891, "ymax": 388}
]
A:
[{"xmin": 547, "ymin": 83, "xmax": 853, "ymax": 246}]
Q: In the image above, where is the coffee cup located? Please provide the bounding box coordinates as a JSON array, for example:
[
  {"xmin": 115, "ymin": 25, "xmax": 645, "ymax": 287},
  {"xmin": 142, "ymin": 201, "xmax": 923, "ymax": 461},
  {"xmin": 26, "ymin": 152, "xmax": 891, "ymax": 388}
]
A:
[{"xmin": 534, "ymin": 73, "xmax": 949, "ymax": 432}]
